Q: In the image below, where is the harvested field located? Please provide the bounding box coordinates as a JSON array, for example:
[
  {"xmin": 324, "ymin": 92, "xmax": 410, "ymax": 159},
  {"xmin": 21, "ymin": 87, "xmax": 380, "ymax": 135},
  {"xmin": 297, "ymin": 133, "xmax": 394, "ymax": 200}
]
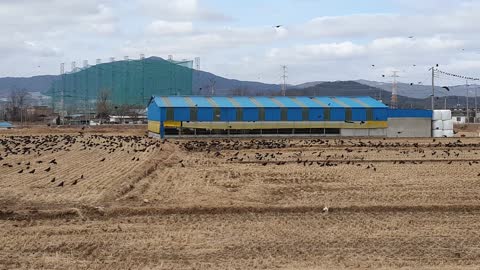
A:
[{"xmin": 1, "ymin": 127, "xmax": 480, "ymax": 269}]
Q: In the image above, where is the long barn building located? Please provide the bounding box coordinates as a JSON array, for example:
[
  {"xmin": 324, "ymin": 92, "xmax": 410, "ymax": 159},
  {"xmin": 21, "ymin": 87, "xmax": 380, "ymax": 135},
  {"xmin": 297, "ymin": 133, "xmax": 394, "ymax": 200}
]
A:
[{"xmin": 147, "ymin": 96, "xmax": 432, "ymax": 138}]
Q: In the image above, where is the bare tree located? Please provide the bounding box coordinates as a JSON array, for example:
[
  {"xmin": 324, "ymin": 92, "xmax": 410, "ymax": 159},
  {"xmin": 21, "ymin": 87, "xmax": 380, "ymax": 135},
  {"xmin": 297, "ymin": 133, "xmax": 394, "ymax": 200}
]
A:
[
  {"xmin": 96, "ymin": 89, "xmax": 111, "ymax": 120},
  {"xmin": 6, "ymin": 88, "xmax": 30, "ymax": 121},
  {"xmin": 114, "ymin": 104, "xmax": 134, "ymax": 124},
  {"xmin": 129, "ymin": 105, "xmax": 144, "ymax": 123},
  {"xmin": 0, "ymin": 102, "xmax": 6, "ymax": 121}
]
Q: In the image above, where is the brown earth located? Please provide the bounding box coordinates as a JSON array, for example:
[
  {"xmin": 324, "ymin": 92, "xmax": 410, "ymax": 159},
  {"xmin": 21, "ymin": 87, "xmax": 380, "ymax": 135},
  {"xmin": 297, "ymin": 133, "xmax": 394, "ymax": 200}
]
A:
[
  {"xmin": 1, "ymin": 127, "xmax": 480, "ymax": 269},
  {"xmin": 455, "ymin": 124, "xmax": 480, "ymax": 138}
]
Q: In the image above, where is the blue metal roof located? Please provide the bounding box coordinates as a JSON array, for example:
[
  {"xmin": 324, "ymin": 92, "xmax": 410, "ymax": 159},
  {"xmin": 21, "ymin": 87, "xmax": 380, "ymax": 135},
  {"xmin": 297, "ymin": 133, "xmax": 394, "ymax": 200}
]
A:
[
  {"xmin": 0, "ymin": 122, "xmax": 13, "ymax": 128},
  {"xmin": 150, "ymin": 96, "xmax": 387, "ymax": 109}
]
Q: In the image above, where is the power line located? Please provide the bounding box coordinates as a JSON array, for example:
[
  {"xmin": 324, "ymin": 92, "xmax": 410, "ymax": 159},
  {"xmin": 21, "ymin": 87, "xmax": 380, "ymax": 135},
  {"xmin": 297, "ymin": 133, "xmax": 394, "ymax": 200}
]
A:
[{"xmin": 435, "ymin": 69, "xmax": 480, "ymax": 81}]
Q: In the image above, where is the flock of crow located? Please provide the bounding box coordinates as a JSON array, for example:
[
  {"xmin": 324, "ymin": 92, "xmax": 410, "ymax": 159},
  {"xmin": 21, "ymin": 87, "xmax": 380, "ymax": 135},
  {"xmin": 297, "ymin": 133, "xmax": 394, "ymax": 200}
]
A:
[
  {"xmin": 1, "ymin": 134, "xmax": 479, "ymax": 189},
  {"xmin": 0, "ymin": 134, "xmax": 163, "ymax": 187},
  {"xmin": 182, "ymin": 138, "xmax": 480, "ymax": 152},
  {"xmin": 181, "ymin": 138, "xmax": 480, "ymax": 175}
]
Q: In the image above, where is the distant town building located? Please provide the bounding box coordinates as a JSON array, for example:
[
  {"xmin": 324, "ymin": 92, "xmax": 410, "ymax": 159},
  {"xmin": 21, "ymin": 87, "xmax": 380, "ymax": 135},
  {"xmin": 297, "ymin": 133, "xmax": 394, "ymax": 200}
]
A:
[
  {"xmin": 26, "ymin": 106, "xmax": 55, "ymax": 121},
  {"xmin": 451, "ymin": 109, "xmax": 478, "ymax": 124},
  {"xmin": 0, "ymin": 121, "xmax": 13, "ymax": 129}
]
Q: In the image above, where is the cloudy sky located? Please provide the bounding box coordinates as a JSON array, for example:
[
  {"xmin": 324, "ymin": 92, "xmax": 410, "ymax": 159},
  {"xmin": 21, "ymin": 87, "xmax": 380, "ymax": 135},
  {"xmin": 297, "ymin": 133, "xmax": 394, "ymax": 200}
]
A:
[{"xmin": 1, "ymin": 0, "xmax": 480, "ymax": 86}]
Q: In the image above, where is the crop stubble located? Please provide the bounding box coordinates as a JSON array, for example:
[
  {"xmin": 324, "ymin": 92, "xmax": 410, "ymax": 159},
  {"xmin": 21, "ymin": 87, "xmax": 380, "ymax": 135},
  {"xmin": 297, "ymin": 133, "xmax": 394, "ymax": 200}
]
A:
[{"xmin": 1, "ymin": 127, "xmax": 480, "ymax": 269}]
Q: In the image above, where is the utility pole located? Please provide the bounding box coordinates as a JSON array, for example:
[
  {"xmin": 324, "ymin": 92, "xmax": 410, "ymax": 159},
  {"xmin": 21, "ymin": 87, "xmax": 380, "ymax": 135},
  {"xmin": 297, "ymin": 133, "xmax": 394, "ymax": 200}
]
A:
[
  {"xmin": 390, "ymin": 71, "xmax": 399, "ymax": 109},
  {"xmin": 475, "ymin": 87, "xmax": 478, "ymax": 123},
  {"xmin": 60, "ymin": 63, "xmax": 65, "ymax": 122},
  {"xmin": 84, "ymin": 60, "xmax": 89, "ymax": 125},
  {"xmin": 281, "ymin": 65, "xmax": 288, "ymax": 96},
  {"xmin": 466, "ymin": 80, "xmax": 469, "ymax": 123},
  {"xmin": 431, "ymin": 67, "xmax": 435, "ymax": 111},
  {"xmin": 209, "ymin": 78, "xmax": 216, "ymax": 96}
]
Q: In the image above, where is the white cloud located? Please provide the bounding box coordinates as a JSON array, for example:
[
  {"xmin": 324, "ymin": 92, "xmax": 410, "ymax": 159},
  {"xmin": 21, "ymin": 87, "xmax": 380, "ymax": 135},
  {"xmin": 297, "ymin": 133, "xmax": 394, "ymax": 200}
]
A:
[
  {"xmin": 125, "ymin": 25, "xmax": 287, "ymax": 58},
  {"xmin": 23, "ymin": 41, "xmax": 61, "ymax": 57},
  {"xmin": 147, "ymin": 20, "xmax": 193, "ymax": 35},
  {"xmin": 138, "ymin": 0, "xmax": 230, "ymax": 21},
  {"xmin": 299, "ymin": 42, "xmax": 366, "ymax": 59},
  {"xmin": 0, "ymin": 0, "xmax": 480, "ymax": 86},
  {"xmin": 260, "ymin": 35, "xmax": 473, "ymax": 84},
  {"xmin": 369, "ymin": 37, "xmax": 464, "ymax": 52},
  {"xmin": 0, "ymin": 0, "xmax": 116, "ymax": 34},
  {"xmin": 0, "ymin": 0, "xmax": 117, "ymax": 62},
  {"xmin": 299, "ymin": 4, "xmax": 480, "ymax": 40},
  {"xmin": 274, "ymin": 27, "xmax": 289, "ymax": 38}
]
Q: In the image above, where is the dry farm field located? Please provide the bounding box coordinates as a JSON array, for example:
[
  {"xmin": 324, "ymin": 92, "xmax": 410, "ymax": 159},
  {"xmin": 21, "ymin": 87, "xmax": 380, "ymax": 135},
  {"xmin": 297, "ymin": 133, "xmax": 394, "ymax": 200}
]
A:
[{"xmin": 1, "ymin": 126, "xmax": 480, "ymax": 269}]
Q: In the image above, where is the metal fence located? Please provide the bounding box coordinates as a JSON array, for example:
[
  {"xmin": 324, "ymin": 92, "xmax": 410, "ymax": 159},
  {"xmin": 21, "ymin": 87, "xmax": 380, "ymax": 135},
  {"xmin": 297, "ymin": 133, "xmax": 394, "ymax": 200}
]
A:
[{"xmin": 47, "ymin": 58, "xmax": 193, "ymax": 115}]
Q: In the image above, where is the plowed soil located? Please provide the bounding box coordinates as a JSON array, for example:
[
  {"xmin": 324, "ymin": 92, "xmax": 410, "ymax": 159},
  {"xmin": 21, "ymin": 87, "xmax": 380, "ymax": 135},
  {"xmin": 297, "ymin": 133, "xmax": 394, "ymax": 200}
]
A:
[{"xmin": 1, "ymin": 126, "xmax": 480, "ymax": 269}]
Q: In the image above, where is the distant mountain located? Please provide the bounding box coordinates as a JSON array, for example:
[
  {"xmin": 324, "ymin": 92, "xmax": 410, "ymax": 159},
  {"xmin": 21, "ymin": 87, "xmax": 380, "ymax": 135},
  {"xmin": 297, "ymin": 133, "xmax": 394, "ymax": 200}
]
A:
[
  {"xmin": 288, "ymin": 80, "xmax": 476, "ymax": 109},
  {"xmin": 295, "ymin": 81, "xmax": 325, "ymax": 89},
  {"xmin": 289, "ymin": 81, "xmax": 380, "ymax": 97},
  {"xmin": 148, "ymin": 56, "xmax": 283, "ymax": 95},
  {"xmin": 0, "ymin": 58, "xmax": 283, "ymax": 98},
  {"xmin": 0, "ymin": 56, "xmax": 476, "ymax": 106},
  {"xmin": 192, "ymin": 70, "xmax": 281, "ymax": 96},
  {"xmin": 355, "ymin": 79, "xmax": 479, "ymax": 99},
  {"xmin": 0, "ymin": 75, "xmax": 57, "ymax": 97}
]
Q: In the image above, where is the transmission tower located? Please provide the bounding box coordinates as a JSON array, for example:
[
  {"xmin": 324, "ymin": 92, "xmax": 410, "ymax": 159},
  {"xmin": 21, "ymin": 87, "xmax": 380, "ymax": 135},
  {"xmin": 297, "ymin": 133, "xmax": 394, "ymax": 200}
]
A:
[
  {"xmin": 195, "ymin": 57, "xmax": 201, "ymax": 70},
  {"xmin": 281, "ymin": 65, "xmax": 288, "ymax": 96},
  {"xmin": 390, "ymin": 71, "xmax": 400, "ymax": 109}
]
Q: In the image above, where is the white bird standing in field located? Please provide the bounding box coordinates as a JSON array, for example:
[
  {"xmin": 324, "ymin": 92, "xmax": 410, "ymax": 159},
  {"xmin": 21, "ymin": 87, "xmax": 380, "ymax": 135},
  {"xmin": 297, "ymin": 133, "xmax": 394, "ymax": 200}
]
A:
[{"xmin": 323, "ymin": 206, "xmax": 329, "ymax": 213}]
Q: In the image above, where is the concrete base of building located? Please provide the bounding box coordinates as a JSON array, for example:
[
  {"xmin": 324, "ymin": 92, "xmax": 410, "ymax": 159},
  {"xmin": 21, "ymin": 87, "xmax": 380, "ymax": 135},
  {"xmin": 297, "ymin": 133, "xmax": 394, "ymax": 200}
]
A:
[
  {"xmin": 148, "ymin": 132, "xmax": 163, "ymax": 139},
  {"xmin": 387, "ymin": 118, "xmax": 432, "ymax": 137},
  {"xmin": 340, "ymin": 128, "xmax": 387, "ymax": 137},
  {"xmin": 150, "ymin": 133, "xmax": 346, "ymax": 139}
]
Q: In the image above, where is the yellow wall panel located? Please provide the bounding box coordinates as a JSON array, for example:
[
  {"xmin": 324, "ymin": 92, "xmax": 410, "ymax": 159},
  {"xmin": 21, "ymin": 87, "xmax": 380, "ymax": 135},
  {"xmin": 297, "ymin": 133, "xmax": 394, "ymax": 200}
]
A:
[{"xmin": 148, "ymin": 121, "xmax": 160, "ymax": 133}]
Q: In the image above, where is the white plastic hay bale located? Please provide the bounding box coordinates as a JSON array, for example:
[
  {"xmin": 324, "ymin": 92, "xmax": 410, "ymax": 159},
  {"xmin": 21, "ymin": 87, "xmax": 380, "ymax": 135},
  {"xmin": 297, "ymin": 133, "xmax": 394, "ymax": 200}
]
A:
[
  {"xmin": 432, "ymin": 110, "xmax": 443, "ymax": 121},
  {"xmin": 443, "ymin": 119, "xmax": 454, "ymax": 130},
  {"xmin": 441, "ymin": 110, "xmax": 452, "ymax": 120},
  {"xmin": 432, "ymin": 130, "xmax": 444, "ymax": 138},
  {"xmin": 443, "ymin": 130, "xmax": 454, "ymax": 138},
  {"xmin": 432, "ymin": 120, "xmax": 444, "ymax": 130}
]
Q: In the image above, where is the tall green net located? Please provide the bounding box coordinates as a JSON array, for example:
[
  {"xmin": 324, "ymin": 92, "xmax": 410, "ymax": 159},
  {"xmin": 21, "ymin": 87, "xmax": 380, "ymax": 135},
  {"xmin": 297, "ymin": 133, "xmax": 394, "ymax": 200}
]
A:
[{"xmin": 47, "ymin": 57, "xmax": 193, "ymax": 114}]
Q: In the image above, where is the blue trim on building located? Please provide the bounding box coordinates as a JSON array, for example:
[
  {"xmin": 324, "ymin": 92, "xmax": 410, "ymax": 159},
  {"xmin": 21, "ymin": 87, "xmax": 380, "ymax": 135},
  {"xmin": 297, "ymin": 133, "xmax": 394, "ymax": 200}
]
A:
[
  {"xmin": 374, "ymin": 109, "xmax": 388, "ymax": 121},
  {"xmin": 174, "ymin": 108, "xmax": 190, "ymax": 121},
  {"xmin": 388, "ymin": 109, "xmax": 433, "ymax": 118},
  {"xmin": 147, "ymin": 102, "xmax": 161, "ymax": 121}
]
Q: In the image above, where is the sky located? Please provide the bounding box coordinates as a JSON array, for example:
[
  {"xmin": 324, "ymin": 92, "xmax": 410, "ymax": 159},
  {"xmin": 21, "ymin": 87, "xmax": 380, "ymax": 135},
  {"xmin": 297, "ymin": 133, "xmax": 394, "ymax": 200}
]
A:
[{"xmin": 1, "ymin": 0, "xmax": 480, "ymax": 86}]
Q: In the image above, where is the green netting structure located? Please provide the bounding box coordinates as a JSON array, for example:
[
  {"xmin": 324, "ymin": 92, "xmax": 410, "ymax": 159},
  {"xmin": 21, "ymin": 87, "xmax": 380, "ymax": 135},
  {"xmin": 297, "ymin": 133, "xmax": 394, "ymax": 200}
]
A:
[{"xmin": 47, "ymin": 58, "xmax": 193, "ymax": 114}]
